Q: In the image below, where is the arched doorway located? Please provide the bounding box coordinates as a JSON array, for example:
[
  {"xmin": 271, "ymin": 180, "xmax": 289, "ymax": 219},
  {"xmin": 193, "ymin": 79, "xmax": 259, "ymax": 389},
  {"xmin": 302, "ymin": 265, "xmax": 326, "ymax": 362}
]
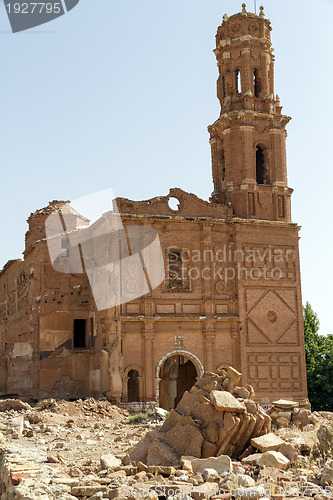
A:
[
  {"xmin": 158, "ymin": 353, "xmax": 200, "ymax": 410},
  {"xmin": 127, "ymin": 369, "xmax": 140, "ymax": 402}
]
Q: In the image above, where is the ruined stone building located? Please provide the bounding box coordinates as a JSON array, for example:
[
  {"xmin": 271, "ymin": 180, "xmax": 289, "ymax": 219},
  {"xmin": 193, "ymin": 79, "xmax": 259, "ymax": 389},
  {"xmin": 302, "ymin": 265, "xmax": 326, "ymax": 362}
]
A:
[{"xmin": 0, "ymin": 5, "xmax": 308, "ymax": 409}]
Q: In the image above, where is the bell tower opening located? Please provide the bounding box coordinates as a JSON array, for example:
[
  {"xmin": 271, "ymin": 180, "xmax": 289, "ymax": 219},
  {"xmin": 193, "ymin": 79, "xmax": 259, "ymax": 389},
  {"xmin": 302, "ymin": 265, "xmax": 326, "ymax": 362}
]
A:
[
  {"xmin": 235, "ymin": 70, "xmax": 241, "ymax": 94},
  {"xmin": 222, "ymin": 76, "xmax": 226, "ymax": 99},
  {"xmin": 221, "ymin": 152, "xmax": 226, "ymax": 182},
  {"xmin": 256, "ymin": 146, "xmax": 269, "ymax": 185},
  {"xmin": 254, "ymin": 70, "xmax": 260, "ymax": 98}
]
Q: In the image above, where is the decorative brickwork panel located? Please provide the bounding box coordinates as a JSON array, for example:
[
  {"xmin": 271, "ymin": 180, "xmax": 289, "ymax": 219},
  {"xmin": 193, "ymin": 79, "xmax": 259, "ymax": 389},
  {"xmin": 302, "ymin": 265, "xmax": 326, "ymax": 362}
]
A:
[
  {"xmin": 216, "ymin": 304, "xmax": 229, "ymax": 315},
  {"xmin": 247, "ymin": 353, "xmax": 302, "ymax": 393},
  {"xmin": 156, "ymin": 304, "xmax": 176, "ymax": 314},
  {"xmin": 242, "ymin": 245, "xmax": 296, "ymax": 281},
  {"xmin": 126, "ymin": 304, "xmax": 140, "ymax": 314},
  {"xmin": 182, "ymin": 304, "xmax": 201, "ymax": 315},
  {"xmin": 245, "ymin": 288, "xmax": 299, "ymax": 346}
]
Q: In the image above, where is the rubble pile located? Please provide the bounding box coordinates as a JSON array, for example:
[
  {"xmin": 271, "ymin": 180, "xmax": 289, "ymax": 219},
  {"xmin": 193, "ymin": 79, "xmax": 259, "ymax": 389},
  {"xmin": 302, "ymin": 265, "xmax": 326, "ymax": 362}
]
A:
[
  {"xmin": 267, "ymin": 399, "xmax": 318, "ymax": 430},
  {"xmin": 129, "ymin": 367, "xmax": 271, "ymax": 466},
  {"xmin": 0, "ymin": 371, "xmax": 332, "ymax": 499},
  {"xmin": 38, "ymin": 397, "xmax": 128, "ymax": 419}
]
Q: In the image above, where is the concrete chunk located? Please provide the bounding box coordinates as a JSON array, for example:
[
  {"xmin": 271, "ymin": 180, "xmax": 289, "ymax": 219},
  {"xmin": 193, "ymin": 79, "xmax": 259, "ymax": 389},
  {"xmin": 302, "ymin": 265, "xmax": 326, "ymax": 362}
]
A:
[
  {"xmin": 241, "ymin": 453, "xmax": 262, "ymax": 465},
  {"xmin": 190, "ymin": 455, "xmax": 232, "ymax": 474},
  {"xmin": 272, "ymin": 399, "xmax": 299, "ymax": 409},
  {"xmin": 210, "ymin": 391, "xmax": 246, "ymax": 413},
  {"xmin": 251, "ymin": 432, "xmax": 285, "ymax": 452},
  {"xmin": 257, "ymin": 450, "xmax": 290, "ymax": 470},
  {"xmin": 100, "ymin": 454, "xmax": 122, "ymax": 469}
]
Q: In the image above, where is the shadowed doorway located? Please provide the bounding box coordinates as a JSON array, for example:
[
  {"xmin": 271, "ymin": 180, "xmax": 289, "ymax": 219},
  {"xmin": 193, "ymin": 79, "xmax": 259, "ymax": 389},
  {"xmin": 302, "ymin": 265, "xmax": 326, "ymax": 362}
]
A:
[
  {"xmin": 127, "ymin": 369, "xmax": 140, "ymax": 402},
  {"xmin": 159, "ymin": 355, "xmax": 198, "ymax": 410}
]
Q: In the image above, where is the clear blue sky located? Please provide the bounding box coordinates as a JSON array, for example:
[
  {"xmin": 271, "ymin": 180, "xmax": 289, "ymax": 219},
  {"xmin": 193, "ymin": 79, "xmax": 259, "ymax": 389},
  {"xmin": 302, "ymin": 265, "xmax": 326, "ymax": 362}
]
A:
[{"xmin": 0, "ymin": 0, "xmax": 332, "ymax": 335}]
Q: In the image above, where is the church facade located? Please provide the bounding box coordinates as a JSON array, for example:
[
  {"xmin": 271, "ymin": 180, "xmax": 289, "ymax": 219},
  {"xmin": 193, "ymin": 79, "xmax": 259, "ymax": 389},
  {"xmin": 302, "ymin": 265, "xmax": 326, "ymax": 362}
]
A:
[{"xmin": 0, "ymin": 5, "xmax": 308, "ymax": 408}]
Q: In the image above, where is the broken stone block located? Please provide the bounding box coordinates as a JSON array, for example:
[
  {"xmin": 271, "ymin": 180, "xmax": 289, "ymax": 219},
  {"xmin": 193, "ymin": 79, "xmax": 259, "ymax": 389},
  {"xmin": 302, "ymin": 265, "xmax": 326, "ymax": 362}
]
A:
[
  {"xmin": 202, "ymin": 440, "xmax": 218, "ymax": 459},
  {"xmin": 245, "ymin": 400, "xmax": 258, "ymax": 415},
  {"xmin": 161, "ymin": 424, "xmax": 204, "ymax": 458},
  {"xmin": 277, "ymin": 411, "xmax": 292, "ymax": 421},
  {"xmin": 235, "ymin": 474, "xmax": 256, "ymax": 487},
  {"xmin": 272, "ymin": 400, "xmax": 299, "ymax": 410},
  {"xmin": 241, "ymin": 453, "xmax": 262, "ymax": 465},
  {"xmin": 257, "ymin": 451, "xmax": 290, "ymax": 470},
  {"xmin": 251, "ymin": 433, "xmax": 285, "ymax": 452},
  {"xmin": 195, "ymin": 373, "xmax": 221, "ymax": 390},
  {"xmin": 210, "ymin": 391, "xmax": 245, "ymax": 413},
  {"xmin": 278, "ymin": 442, "xmax": 298, "ymax": 463},
  {"xmin": 275, "ymin": 417, "xmax": 290, "ymax": 428},
  {"xmin": 147, "ymin": 439, "xmax": 179, "ymax": 466},
  {"xmin": 133, "ymin": 471, "xmax": 147, "ymax": 481},
  {"xmin": 71, "ymin": 486, "xmax": 108, "ymax": 496},
  {"xmin": 147, "ymin": 465, "xmax": 176, "ymax": 476},
  {"xmin": 202, "ymin": 468, "xmax": 220, "ymax": 482},
  {"xmin": 190, "ymin": 455, "xmax": 232, "ymax": 475},
  {"xmin": 205, "ymin": 422, "xmax": 219, "ymax": 443},
  {"xmin": 100, "ymin": 453, "xmax": 122, "ymax": 469},
  {"xmin": 220, "ymin": 366, "xmax": 242, "ymax": 393},
  {"xmin": 234, "ymin": 387, "xmax": 250, "ymax": 399},
  {"xmin": 180, "ymin": 456, "xmax": 194, "ymax": 473},
  {"xmin": 161, "ymin": 409, "xmax": 201, "ymax": 432},
  {"xmin": 203, "ymin": 380, "xmax": 220, "ymax": 392},
  {"xmin": 292, "ymin": 409, "xmax": 310, "ymax": 427}
]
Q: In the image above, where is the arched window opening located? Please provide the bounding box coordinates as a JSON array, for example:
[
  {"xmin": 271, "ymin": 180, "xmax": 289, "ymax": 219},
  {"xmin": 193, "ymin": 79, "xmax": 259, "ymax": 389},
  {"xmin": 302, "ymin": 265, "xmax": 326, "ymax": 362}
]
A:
[
  {"xmin": 254, "ymin": 70, "xmax": 260, "ymax": 97},
  {"xmin": 127, "ymin": 369, "xmax": 140, "ymax": 402},
  {"xmin": 256, "ymin": 146, "xmax": 269, "ymax": 185},
  {"xmin": 220, "ymin": 152, "xmax": 226, "ymax": 182},
  {"xmin": 235, "ymin": 70, "xmax": 241, "ymax": 94},
  {"xmin": 222, "ymin": 76, "xmax": 226, "ymax": 99}
]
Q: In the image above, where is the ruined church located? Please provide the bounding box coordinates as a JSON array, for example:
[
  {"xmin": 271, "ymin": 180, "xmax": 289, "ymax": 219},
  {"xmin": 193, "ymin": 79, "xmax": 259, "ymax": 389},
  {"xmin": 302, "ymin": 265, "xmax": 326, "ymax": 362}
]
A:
[{"xmin": 0, "ymin": 5, "xmax": 308, "ymax": 409}]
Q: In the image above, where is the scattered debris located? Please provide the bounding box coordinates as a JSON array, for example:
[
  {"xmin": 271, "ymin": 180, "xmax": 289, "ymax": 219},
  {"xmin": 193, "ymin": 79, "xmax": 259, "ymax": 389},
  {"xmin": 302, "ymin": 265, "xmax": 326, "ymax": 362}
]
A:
[{"xmin": 0, "ymin": 374, "xmax": 331, "ymax": 499}]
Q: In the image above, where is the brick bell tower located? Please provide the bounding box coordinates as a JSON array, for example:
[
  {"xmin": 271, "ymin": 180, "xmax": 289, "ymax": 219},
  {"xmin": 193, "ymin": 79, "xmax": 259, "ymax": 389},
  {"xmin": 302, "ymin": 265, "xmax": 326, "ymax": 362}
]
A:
[{"xmin": 209, "ymin": 4, "xmax": 292, "ymax": 221}]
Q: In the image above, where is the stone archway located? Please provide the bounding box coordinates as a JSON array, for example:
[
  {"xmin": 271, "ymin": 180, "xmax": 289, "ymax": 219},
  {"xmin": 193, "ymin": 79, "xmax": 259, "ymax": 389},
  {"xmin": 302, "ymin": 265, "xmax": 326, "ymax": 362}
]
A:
[
  {"xmin": 123, "ymin": 365, "xmax": 143, "ymax": 403},
  {"xmin": 156, "ymin": 351, "xmax": 204, "ymax": 410}
]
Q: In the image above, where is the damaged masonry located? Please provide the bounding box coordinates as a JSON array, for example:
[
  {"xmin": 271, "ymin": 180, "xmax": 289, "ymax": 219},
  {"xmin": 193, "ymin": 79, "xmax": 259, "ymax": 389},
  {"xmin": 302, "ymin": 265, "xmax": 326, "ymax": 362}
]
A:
[{"xmin": 1, "ymin": 6, "xmax": 307, "ymax": 408}]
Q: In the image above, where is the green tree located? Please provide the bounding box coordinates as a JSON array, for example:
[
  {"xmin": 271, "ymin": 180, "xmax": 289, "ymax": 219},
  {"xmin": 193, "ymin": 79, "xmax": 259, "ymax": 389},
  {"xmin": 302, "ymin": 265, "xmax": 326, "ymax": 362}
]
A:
[{"xmin": 303, "ymin": 302, "xmax": 333, "ymax": 411}]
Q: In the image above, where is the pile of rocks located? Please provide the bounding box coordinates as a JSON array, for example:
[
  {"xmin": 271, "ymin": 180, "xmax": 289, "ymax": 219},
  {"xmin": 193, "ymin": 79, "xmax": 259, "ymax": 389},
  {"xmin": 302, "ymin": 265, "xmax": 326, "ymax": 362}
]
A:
[
  {"xmin": 128, "ymin": 367, "xmax": 271, "ymax": 466},
  {"xmin": 267, "ymin": 399, "xmax": 318, "ymax": 429},
  {"xmin": 0, "ymin": 385, "xmax": 332, "ymax": 499}
]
